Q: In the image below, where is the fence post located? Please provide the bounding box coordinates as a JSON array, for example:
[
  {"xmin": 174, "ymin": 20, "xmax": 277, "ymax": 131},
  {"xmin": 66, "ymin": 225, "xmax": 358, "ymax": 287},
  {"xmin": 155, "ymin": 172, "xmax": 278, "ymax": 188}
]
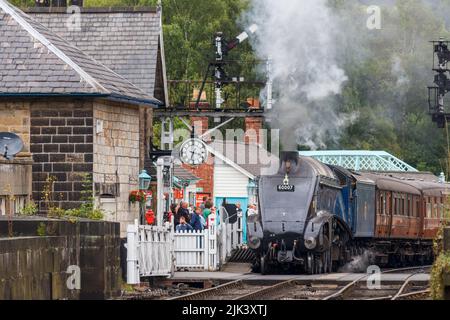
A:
[
  {"xmin": 208, "ymin": 215, "xmax": 217, "ymax": 271},
  {"xmin": 126, "ymin": 219, "xmax": 139, "ymax": 284},
  {"xmin": 204, "ymin": 228, "xmax": 209, "ymax": 270},
  {"xmin": 221, "ymin": 221, "xmax": 227, "ymax": 265}
]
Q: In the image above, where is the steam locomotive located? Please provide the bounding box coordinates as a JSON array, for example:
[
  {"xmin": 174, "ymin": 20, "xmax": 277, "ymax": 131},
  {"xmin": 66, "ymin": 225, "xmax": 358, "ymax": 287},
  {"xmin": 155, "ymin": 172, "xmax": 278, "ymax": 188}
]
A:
[{"xmin": 246, "ymin": 151, "xmax": 449, "ymax": 274}]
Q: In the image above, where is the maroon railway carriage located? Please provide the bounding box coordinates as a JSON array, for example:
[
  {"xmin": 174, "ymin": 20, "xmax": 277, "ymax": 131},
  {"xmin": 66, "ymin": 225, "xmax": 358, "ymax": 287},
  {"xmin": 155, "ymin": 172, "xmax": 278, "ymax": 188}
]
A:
[{"xmin": 352, "ymin": 172, "xmax": 450, "ymax": 265}]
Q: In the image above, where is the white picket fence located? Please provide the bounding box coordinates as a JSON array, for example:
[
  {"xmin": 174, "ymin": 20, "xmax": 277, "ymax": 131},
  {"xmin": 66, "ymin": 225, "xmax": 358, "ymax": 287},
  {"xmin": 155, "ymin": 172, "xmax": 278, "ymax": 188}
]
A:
[
  {"xmin": 126, "ymin": 213, "xmax": 244, "ymax": 284},
  {"xmin": 174, "ymin": 218, "xmax": 218, "ymax": 271}
]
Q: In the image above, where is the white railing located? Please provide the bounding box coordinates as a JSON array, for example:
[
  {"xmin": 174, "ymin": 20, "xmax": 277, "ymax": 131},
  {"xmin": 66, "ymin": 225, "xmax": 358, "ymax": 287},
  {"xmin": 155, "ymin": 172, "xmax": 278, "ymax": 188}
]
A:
[
  {"xmin": 126, "ymin": 211, "xmax": 245, "ymax": 284},
  {"xmin": 127, "ymin": 220, "xmax": 173, "ymax": 284}
]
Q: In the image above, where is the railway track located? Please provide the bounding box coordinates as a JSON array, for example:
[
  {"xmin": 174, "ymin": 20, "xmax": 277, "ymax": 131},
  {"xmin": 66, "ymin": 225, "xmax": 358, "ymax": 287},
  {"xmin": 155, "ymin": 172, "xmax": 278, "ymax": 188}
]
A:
[
  {"xmin": 168, "ymin": 278, "xmax": 340, "ymax": 300},
  {"xmin": 322, "ymin": 266, "xmax": 431, "ymax": 300},
  {"xmin": 168, "ymin": 266, "xmax": 431, "ymax": 301}
]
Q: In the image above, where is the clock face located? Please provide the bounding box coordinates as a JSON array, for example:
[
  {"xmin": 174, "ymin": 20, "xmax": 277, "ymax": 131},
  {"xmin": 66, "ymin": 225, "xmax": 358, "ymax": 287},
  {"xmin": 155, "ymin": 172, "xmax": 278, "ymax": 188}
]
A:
[{"xmin": 179, "ymin": 138, "xmax": 208, "ymax": 165}]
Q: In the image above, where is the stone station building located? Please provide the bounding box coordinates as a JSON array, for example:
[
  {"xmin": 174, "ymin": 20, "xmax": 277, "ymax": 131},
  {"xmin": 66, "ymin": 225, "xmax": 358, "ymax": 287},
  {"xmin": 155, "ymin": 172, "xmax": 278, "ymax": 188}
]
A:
[{"xmin": 0, "ymin": 1, "xmax": 167, "ymax": 235}]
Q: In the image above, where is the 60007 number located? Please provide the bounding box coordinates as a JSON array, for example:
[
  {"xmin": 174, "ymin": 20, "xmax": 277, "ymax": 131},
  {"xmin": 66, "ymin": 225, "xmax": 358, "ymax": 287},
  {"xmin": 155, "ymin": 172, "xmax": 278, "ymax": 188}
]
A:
[{"xmin": 276, "ymin": 184, "xmax": 295, "ymax": 192}]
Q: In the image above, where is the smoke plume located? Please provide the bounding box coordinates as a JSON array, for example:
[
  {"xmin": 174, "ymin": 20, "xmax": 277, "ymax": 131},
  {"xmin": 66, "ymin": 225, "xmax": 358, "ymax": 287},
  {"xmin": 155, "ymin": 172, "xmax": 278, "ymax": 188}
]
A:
[
  {"xmin": 242, "ymin": 0, "xmax": 450, "ymax": 153},
  {"xmin": 244, "ymin": 0, "xmax": 349, "ymax": 150}
]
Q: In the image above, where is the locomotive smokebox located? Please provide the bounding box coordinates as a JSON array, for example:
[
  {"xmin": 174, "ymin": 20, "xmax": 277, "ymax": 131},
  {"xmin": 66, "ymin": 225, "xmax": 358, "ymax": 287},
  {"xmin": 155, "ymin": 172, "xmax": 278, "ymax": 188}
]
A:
[{"xmin": 279, "ymin": 151, "xmax": 299, "ymax": 175}]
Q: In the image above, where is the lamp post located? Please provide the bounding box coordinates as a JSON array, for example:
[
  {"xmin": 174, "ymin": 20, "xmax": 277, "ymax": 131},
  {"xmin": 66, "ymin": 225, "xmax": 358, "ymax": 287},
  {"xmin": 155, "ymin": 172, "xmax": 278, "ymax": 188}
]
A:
[{"xmin": 138, "ymin": 170, "xmax": 151, "ymax": 225}]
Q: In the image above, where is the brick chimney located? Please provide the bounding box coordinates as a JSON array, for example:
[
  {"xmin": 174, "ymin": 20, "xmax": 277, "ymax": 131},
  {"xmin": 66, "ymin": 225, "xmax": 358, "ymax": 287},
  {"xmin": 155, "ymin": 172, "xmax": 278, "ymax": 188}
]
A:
[
  {"xmin": 244, "ymin": 97, "xmax": 263, "ymax": 144},
  {"xmin": 183, "ymin": 89, "xmax": 214, "ymax": 196}
]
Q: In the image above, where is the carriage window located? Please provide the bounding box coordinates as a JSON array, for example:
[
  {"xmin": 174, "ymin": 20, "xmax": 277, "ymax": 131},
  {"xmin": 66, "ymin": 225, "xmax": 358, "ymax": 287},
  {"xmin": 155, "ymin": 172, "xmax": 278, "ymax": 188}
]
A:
[
  {"xmin": 0, "ymin": 197, "xmax": 5, "ymax": 216},
  {"xmin": 394, "ymin": 194, "xmax": 398, "ymax": 215},
  {"xmin": 444, "ymin": 198, "xmax": 450, "ymax": 219},
  {"xmin": 400, "ymin": 195, "xmax": 404, "ymax": 215},
  {"xmin": 404, "ymin": 195, "xmax": 407, "ymax": 216},
  {"xmin": 414, "ymin": 197, "xmax": 419, "ymax": 217},
  {"xmin": 406, "ymin": 195, "xmax": 410, "ymax": 216},
  {"xmin": 426, "ymin": 198, "xmax": 432, "ymax": 218},
  {"xmin": 382, "ymin": 192, "xmax": 386, "ymax": 215},
  {"xmin": 441, "ymin": 198, "xmax": 446, "ymax": 219},
  {"xmin": 434, "ymin": 198, "xmax": 439, "ymax": 218}
]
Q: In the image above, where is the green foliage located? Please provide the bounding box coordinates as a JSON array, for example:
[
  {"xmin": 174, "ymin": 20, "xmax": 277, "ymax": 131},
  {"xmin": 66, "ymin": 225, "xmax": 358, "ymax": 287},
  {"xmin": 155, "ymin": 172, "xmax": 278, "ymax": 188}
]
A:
[
  {"xmin": 430, "ymin": 197, "xmax": 450, "ymax": 299},
  {"xmin": 19, "ymin": 201, "xmax": 38, "ymax": 216},
  {"xmin": 63, "ymin": 174, "xmax": 104, "ymax": 220},
  {"xmin": 41, "ymin": 173, "xmax": 104, "ymax": 221},
  {"xmin": 36, "ymin": 222, "xmax": 47, "ymax": 236},
  {"xmin": 430, "ymin": 250, "xmax": 450, "ymax": 300}
]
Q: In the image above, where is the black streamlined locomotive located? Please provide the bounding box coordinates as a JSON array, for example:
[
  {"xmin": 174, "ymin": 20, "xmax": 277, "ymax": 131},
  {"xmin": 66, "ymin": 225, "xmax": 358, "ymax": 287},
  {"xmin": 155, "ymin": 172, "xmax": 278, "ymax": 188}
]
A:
[{"xmin": 247, "ymin": 152, "xmax": 448, "ymax": 274}]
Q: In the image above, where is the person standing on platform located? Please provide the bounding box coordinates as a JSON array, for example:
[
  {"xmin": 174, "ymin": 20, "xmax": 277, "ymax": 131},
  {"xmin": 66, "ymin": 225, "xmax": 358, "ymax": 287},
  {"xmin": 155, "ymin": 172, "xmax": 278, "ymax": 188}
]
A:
[
  {"xmin": 176, "ymin": 216, "xmax": 193, "ymax": 232},
  {"xmin": 200, "ymin": 196, "xmax": 208, "ymax": 211},
  {"xmin": 190, "ymin": 207, "xmax": 204, "ymax": 231},
  {"xmin": 202, "ymin": 201, "xmax": 212, "ymax": 221},
  {"xmin": 175, "ymin": 201, "xmax": 191, "ymax": 226}
]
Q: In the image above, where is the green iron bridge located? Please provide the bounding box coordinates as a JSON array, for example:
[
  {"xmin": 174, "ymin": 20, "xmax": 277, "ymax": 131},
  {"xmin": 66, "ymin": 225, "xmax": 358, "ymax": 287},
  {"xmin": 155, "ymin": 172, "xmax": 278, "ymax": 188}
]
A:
[{"xmin": 298, "ymin": 150, "xmax": 418, "ymax": 172}]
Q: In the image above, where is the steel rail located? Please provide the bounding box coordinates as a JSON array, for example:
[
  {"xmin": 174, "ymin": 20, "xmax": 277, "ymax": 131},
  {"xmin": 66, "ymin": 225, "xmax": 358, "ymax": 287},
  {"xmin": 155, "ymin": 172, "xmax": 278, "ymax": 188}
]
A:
[
  {"xmin": 395, "ymin": 289, "xmax": 430, "ymax": 300},
  {"xmin": 169, "ymin": 266, "xmax": 431, "ymax": 301},
  {"xmin": 382, "ymin": 265, "xmax": 431, "ymax": 274},
  {"xmin": 233, "ymin": 279, "xmax": 296, "ymax": 300},
  {"xmin": 321, "ymin": 274, "xmax": 368, "ymax": 300},
  {"xmin": 167, "ymin": 279, "xmax": 243, "ymax": 300},
  {"xmin": 322, "ymin": 265, "xmax": 431, "ymax": 300}
]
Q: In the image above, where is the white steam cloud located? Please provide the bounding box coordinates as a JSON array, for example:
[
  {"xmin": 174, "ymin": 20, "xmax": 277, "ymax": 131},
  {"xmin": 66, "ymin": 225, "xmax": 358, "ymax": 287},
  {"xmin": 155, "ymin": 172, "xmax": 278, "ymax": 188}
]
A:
[{"xmin": 244, "ymin": 0, "xmax": 350, "ymax": 150}]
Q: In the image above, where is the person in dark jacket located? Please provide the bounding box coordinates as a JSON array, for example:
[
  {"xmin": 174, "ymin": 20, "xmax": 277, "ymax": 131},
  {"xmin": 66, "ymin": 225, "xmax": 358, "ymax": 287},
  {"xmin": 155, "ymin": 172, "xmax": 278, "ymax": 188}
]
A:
[
  {"xmin": 175, "ymin": 201, "xmax": 190, "ymax": 226},
  {"xmin": 190, "ymin": 207, "xmax": 204, "ymax": 231}
]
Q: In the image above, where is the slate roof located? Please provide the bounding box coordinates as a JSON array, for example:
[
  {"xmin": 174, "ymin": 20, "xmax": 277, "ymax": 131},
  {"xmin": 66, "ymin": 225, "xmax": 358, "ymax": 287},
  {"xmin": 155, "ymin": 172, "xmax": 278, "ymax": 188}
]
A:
[
  {"xmin": 26, "ymin": 6, "xmax": 166, "ymax": 102},
  {"xmin": 0, "ymin": 0, "xmax": 159, "ymax": 106},
  {"xmin": 145, "ymin": 163, "xmax": 200, "ymax": 183},
  {"xmin": 174, "ymin": 166, "xmax": 200, "ymax": 182}
]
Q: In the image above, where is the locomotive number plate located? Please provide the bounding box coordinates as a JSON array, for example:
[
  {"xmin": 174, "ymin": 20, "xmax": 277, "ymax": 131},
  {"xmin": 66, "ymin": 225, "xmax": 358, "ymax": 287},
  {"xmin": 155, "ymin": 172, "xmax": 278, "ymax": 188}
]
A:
[{"xmin": 277, "ymin": 184, "xmax": 295, "ymax": 192}]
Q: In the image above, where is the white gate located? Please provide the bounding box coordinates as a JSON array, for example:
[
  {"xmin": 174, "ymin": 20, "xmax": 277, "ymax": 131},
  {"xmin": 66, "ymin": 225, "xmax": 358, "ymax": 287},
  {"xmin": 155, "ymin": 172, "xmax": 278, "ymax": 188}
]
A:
[
  {"xmin": 126, "ymin": 213, "xmax": 245, "ymax": 284},
  {"xmin": 218, "ymin": 214, "xmax": 244, "ymax": 265},
  {"xmin": 174, "ymin": 216, "xmax": 218, "ymax": 271},
  {"xmin": 126, "ymin": 220, "xmax": 173, "ymax": 284}
]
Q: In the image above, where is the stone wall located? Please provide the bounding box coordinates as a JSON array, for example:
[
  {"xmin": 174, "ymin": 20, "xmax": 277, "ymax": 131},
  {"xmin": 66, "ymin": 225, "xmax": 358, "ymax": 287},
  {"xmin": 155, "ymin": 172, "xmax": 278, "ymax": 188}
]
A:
[
  {"xmin": 0, "ymin": 236, "xmax": 79, "ymax": 300},
  {"xmin": 0, "ymin": 159, "xmax": 32, "ymax": 216},
  {"xmin": 0, "ymin": 101, "xmax": 31, "ymax": 155},
  {"xmin": 0, "ymin": 159, "xmax": 32, "ymax": 197},
  {"xmin": 0, "ymin": 217, "xmax": 122, "ymax": 300},
  {"xmin": 0, "ymin": 98, "xmax": 149, "ymax": 236},
  {"xmin": 93, "ymin": 100, "xmax": 140, "ymax": 236},
  {"xmin": 30, "ymin": 99, "xmax": 94, "ymax": 212}
]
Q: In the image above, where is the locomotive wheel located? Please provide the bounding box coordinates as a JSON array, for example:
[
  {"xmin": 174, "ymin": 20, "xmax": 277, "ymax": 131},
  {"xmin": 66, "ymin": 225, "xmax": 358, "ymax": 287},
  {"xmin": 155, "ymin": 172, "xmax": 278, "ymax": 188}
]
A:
[
  {"xmin": 315, "ymin": 256, "xmax": 321, "ymax": 274},
  {"xmin": 251, "ymin": 257, "xmax": 261, "ymax": 273},
  {"xmin": 306, "ymin": 252, "xmax": 314, "ymax": 275},
  {"xmin": 260, "ymin": 255, "xmax": 268, "ymax": 275},
  {"xmin": 323, "ymin": 248, "xmax": 332, "ymax": 273}
]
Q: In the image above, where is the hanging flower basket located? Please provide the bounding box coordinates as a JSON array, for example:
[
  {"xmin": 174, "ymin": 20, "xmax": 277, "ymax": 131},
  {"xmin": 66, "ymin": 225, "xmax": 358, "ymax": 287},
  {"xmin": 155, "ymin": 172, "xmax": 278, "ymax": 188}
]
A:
[{"xmin": 129, "ymin": 190, "xmax": 147, "ymax": 204}]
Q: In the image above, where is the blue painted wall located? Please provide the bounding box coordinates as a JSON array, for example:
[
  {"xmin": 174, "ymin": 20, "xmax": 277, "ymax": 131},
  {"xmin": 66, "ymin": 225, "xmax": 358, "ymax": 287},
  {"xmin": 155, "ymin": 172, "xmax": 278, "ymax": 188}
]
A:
[{"xmin": 215, "ymin": 197, "xmax": 248, "ymax": 244}]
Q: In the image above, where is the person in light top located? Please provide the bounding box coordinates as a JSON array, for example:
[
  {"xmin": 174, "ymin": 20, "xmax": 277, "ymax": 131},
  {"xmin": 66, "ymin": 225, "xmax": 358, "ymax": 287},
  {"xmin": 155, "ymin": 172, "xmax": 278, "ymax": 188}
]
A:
[{"xmin": 176, "ymin": 215, "xmax": 193, "ymax": 232}]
